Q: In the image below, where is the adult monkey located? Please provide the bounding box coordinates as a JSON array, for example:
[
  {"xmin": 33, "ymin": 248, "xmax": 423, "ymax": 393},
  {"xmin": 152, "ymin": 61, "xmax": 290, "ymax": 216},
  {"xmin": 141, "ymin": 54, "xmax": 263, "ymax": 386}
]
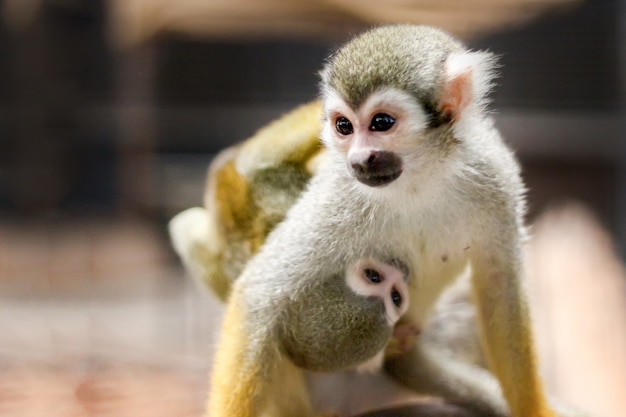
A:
[{"xmin": 171, "ymin": 25, "xmax": 589, "ymax": 417}]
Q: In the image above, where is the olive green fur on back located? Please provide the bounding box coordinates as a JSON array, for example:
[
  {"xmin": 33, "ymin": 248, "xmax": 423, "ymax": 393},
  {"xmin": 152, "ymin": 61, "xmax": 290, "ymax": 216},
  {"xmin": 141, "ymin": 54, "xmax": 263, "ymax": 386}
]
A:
[{"xmin": 279, "ymin": 272, "xmax": 391, "ymax": 372}]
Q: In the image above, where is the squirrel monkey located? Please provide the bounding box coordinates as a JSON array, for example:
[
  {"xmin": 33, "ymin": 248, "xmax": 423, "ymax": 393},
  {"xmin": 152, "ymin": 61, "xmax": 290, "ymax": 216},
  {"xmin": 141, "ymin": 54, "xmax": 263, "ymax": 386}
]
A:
[{"xmin": 175, "ymin": 25, "xmax": 590, "ymax": 417}]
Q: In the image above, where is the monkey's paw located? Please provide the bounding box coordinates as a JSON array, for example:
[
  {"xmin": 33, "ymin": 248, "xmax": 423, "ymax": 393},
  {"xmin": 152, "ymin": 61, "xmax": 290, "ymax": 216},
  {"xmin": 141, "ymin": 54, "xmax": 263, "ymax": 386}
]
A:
[
  {"xmin": 168, "ymin": 207, "xmax": 211, "ymax": 260},
  {"xmin": 385, "ymin": 321, "xmax": 420, "ymax": 356}
]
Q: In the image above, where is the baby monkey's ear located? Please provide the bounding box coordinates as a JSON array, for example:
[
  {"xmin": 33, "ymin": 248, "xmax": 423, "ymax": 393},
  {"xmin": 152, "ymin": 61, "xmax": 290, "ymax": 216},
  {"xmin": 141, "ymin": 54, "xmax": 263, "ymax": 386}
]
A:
[{"xmin": 440, "ymin": 51, "xmax": 498, "ymax": 121}]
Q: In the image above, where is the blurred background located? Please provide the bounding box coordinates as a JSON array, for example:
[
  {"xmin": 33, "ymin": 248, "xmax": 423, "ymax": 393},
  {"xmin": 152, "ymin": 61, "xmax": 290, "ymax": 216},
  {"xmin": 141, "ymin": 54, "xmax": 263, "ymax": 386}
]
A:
[{"xmin": 0, "ymin": 0, "xmax": 625, "ymax": 416}]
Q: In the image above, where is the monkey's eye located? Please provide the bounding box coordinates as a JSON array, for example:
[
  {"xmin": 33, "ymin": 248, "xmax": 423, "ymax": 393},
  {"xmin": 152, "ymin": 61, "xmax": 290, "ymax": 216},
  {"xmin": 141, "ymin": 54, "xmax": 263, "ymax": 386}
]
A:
[
  {"xmin": 364, "ymin": 268, "xmax": 383, "ymax": 284},
  {"xmin": 335, "ymin": 117, "xmax": 354, "ymax": 136},
  {"xmin": 391, "ymin": 289, "xmax": 402, "ymax": 308},
  {"xmin": 370, "ymin": 113, "xmax": 396, "ymax": 132}
]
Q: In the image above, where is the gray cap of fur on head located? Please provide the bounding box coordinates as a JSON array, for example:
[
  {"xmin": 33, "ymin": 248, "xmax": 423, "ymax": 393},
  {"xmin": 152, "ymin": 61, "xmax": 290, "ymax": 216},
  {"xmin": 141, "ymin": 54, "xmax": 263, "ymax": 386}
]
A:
[{"xmin": 321, "ymin": 25, "xmax": 466, "ymax": 112}]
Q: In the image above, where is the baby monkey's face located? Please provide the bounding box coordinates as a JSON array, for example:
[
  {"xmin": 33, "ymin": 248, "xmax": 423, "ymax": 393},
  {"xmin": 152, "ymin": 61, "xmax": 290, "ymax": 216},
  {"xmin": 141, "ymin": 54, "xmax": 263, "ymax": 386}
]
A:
[{"xmin": 346, "ymin": 257, "xmax": 410, "ymax": 326}]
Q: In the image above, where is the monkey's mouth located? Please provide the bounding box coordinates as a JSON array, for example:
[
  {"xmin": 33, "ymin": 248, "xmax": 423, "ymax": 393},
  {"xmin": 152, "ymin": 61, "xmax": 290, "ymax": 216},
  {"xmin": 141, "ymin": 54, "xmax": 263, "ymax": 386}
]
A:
[
  {"xmin": 349, "ymin": 151, "xmax": 403, "ymax": 187},
  {"xmin": 355, "ymin": 170, "xmax": 403, "ymax": 187}
]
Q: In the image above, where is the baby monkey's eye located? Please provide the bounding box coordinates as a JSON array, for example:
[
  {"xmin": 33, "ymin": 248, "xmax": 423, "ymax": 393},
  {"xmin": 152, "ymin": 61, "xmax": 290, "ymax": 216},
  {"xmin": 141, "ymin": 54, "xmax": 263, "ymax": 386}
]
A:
[
  {"xmin": 391, "ymin": 289, "xmax": 402, "ymax": 308},
  {"xmin": 364, "ymin": 268, "xmax": 383, "ymax": 283},
  {"xmin": 335, "ymin": 117, "xmax": 354, "ymax": 136},
  {"xmin": 370, "ymin": 113, "xmax": 396, "ymax": 132}
]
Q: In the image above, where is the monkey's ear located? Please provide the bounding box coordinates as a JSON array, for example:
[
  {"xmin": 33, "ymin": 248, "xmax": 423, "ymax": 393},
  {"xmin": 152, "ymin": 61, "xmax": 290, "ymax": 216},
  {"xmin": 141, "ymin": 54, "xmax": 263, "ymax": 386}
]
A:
[{"xmin": 440, "ymin": 51, "xmax": 498, "ymax": 120}]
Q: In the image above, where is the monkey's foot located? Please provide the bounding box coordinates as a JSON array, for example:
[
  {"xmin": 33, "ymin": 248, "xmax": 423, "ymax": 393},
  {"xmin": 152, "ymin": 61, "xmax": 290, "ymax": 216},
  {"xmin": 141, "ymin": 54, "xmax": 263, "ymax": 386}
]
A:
[{"xmin": 386, "ymin": 322, "xmax": 420, "ymax": 356}]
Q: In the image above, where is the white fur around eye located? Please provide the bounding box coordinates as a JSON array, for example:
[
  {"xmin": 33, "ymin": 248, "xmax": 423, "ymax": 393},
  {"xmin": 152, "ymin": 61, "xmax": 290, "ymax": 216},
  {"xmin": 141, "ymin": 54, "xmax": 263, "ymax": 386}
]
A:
[
  {"xmin": 322, "ymin": 87, "xmax": 429, "ymax": 142},
  {"xmin": 320, "ymin": 89, "xmax": 356, "ymax": 150},
  {"xmin": 360, "ymin": 88, "xmax": 429, "ymax": 135},
  {"xmin": 322, "ymin": 87, "xmax": 431, "ymax": 157},
  {"xmin": 345, "ymin": 259, "xmax": 409, "ymax": 326}
]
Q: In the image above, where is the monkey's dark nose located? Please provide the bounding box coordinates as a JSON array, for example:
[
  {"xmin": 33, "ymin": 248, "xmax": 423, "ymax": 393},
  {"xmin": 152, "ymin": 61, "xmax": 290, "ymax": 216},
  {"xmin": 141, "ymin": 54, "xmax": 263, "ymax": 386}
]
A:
[{"xmin": 350, "ymin": 151, "xmax": 403, "ymax": 187}]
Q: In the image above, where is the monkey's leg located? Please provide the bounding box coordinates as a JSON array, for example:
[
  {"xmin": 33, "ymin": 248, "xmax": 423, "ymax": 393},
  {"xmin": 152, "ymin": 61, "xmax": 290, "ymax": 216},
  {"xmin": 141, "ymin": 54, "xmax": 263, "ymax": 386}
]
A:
[
  {"xmin": 384, "ymin": 335, "xmax": 508, "ymax": 417},
  {"xmin": 471, "ymin": 255, "xmax": 556, "ymax": 417},
  {"xmin": 236, "ymin": 101, "xmax": 324, "ymax": 178},
  {"xmin": 207, "ymin": 292, "xmax": 316, "ymax": 417},
  {"xmin": 169, "ymin": 206, "xmax": 233, "ymax": 300}
]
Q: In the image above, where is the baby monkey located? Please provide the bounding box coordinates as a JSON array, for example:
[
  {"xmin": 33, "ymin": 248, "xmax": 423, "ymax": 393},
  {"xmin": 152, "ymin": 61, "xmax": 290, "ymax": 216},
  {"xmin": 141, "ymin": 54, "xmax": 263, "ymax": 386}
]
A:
[
  {"xmin": 192, "ymin": 24, "xmax": 591, "ymax": 417},
  {"xmin": 282, "ymin": 257, "xmax": 410, "ymax": 372}
]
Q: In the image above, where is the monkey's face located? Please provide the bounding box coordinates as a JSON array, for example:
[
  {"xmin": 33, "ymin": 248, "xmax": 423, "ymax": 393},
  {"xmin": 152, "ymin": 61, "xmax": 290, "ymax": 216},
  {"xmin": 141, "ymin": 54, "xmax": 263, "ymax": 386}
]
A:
[
  {"xmin": 322, "ymin": 87, "xmax": 433, "ymax": 189},
  {"xmin": 318, "ymin": 25, "xmax": 482, "ymax": 195}
]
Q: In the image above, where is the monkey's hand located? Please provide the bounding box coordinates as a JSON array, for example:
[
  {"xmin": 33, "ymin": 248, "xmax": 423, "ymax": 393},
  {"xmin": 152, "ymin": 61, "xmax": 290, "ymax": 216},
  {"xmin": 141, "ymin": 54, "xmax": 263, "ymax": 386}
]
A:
[{"xmin": 385, "ymin": 318, "xmax": 420, "ymax": 357}]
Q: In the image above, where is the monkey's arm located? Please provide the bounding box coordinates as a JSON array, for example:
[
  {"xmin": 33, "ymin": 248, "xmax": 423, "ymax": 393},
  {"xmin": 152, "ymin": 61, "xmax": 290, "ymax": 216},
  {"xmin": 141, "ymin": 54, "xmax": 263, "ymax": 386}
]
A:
[
  {"xmin": 206, "ymin": 285, "xmax": 325, "ymax": 417},
  {"xmin": 169, "ymin": 101, "xmax": 324, "ymax": 300},
  {"xmin": 235, "ymin": 100, "xmax": 324, "ymax": 178},
  {"xmin": 383, "ymin": 207, "xmax": 556, "ymax": 417},
  {"xmin": 470, "ymin": 249, "xmax": 556, "ymax": 417},
  {"xmin": 384, "ymin": 331, "xmax": 508, "ymax": 417},
  {"xmin": 384, "ymin": 250, "xmax": 556, "ymax": 417},
  {"xmin": 207, "ymin": 284, "xmax": 315, "ymax": 417}
]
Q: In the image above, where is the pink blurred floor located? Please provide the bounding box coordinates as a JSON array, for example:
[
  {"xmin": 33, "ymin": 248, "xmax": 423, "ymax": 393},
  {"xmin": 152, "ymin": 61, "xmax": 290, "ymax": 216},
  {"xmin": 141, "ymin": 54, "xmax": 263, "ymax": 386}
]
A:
[{"xmin": 0, "ymin": 217, "xmax": 222, "ymax": 417}]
